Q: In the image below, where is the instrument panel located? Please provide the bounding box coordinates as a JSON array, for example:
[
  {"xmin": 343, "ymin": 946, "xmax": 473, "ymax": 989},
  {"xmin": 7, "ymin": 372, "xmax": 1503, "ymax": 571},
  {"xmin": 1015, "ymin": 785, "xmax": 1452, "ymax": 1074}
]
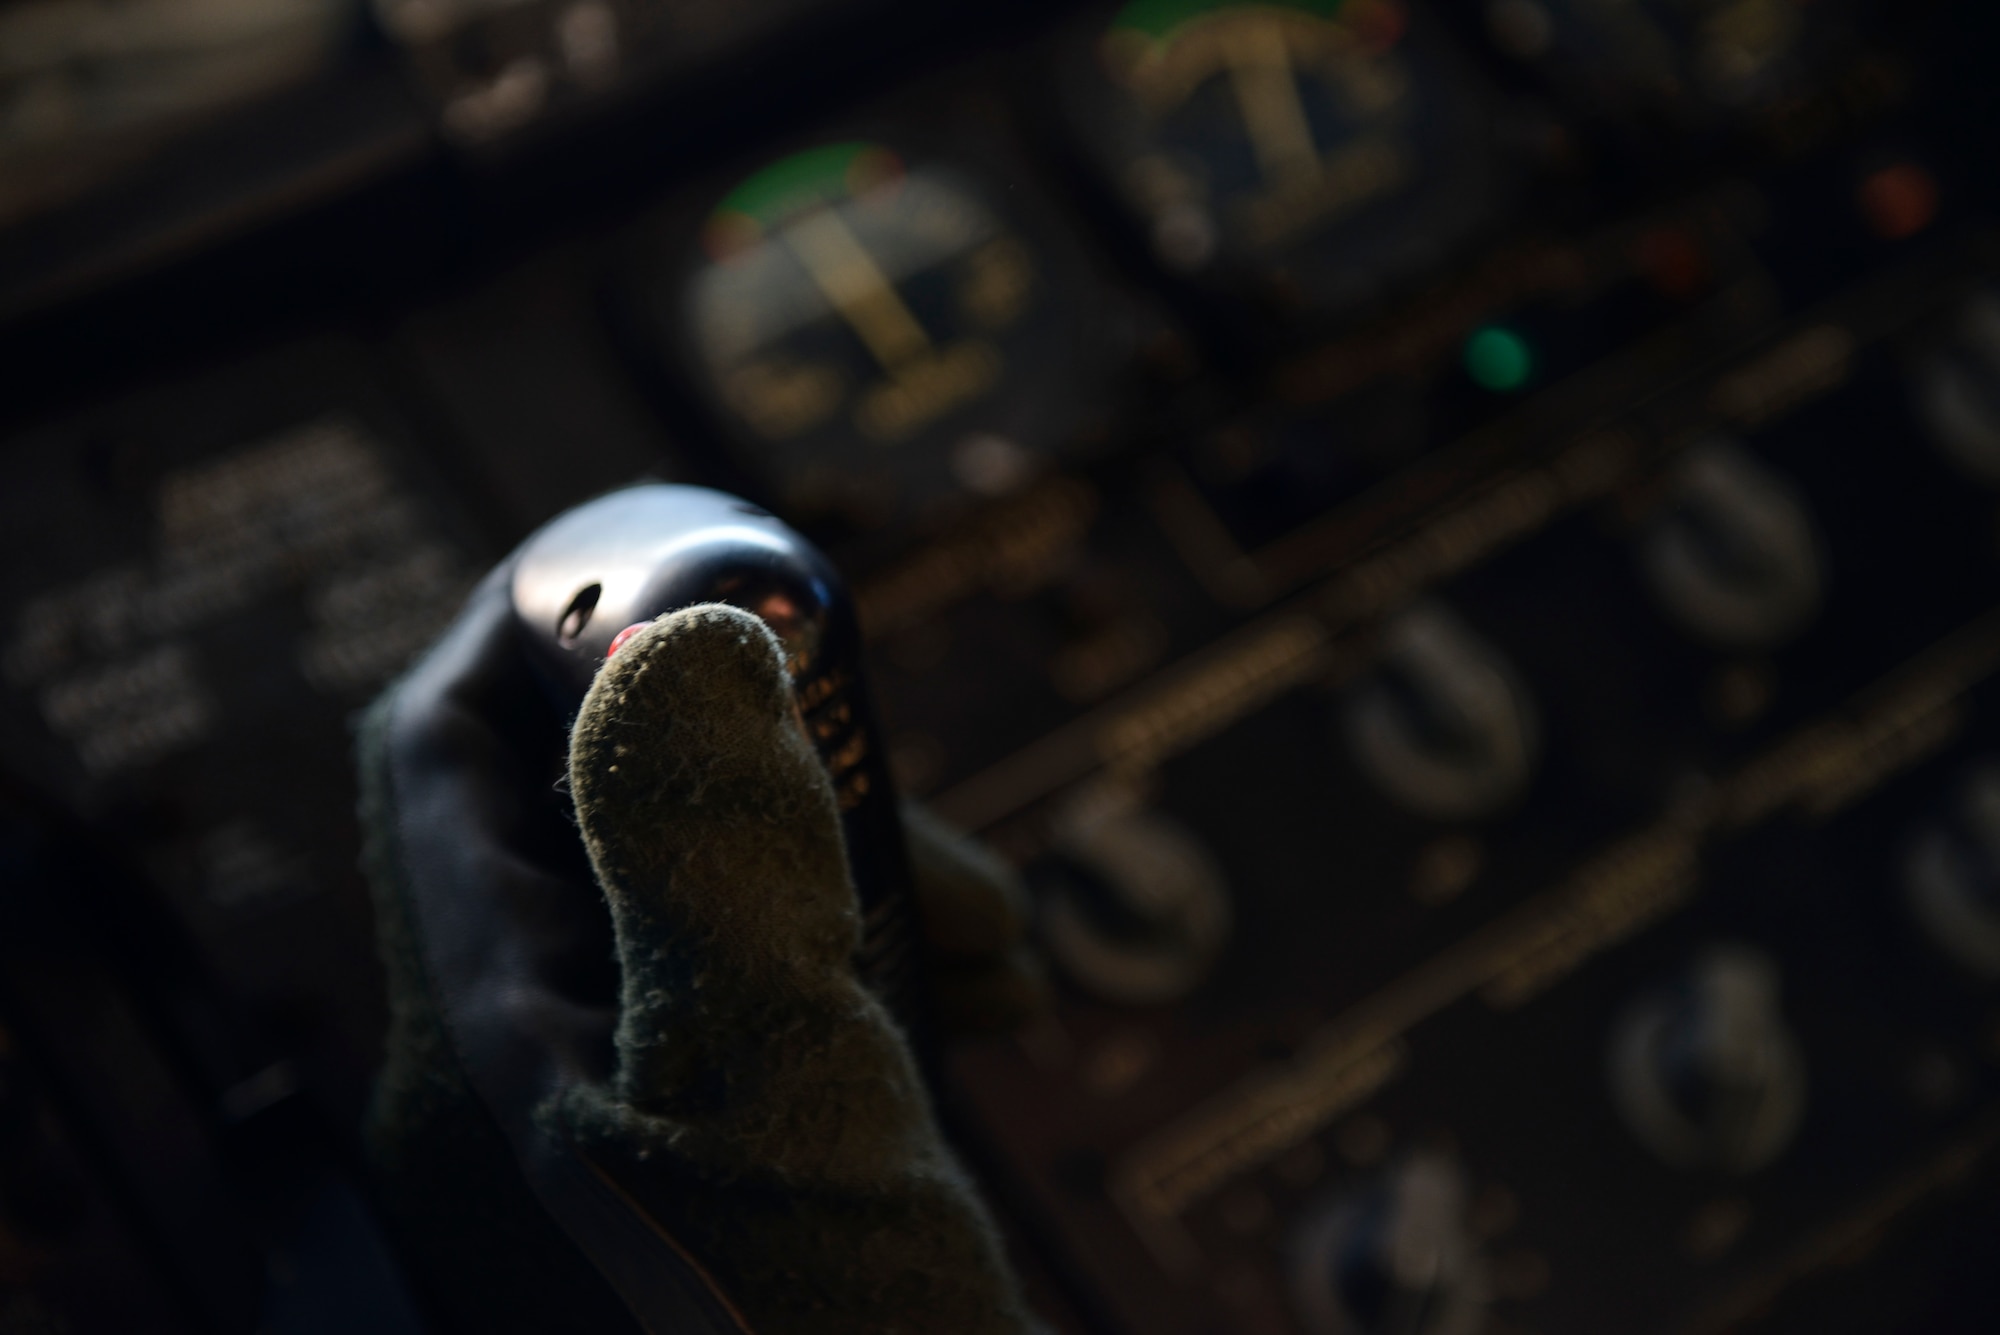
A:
[{"xmin": 3, "ymin": 0, "xmax": 2000, "ymax": 1331}]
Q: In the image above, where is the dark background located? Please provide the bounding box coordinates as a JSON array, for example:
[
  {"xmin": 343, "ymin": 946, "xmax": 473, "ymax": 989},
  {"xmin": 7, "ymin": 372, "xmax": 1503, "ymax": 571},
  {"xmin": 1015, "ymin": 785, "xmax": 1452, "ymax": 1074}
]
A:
[{"xmin": 4, "ymin": 0, "xmax": 2000, "ymax": 1330}]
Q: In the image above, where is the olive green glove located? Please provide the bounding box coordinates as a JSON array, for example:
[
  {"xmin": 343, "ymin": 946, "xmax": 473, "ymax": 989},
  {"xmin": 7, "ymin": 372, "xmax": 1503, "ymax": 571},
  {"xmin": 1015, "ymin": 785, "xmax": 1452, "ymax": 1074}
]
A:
[
  {"xmin": 359, "ymin": 564, "xmax": 1041, "ymax": 1335},
  {"xmin": 558, "ymin": 603, "xmax": 1031, "ymax": 1334}
]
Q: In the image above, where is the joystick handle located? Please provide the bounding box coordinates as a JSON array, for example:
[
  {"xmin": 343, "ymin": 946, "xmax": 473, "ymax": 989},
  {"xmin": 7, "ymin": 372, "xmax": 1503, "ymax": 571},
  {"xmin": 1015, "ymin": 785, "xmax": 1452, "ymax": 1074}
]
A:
[{"xmin": 511, "ymin": 484, "xmax": 924, "ymax": 1034}]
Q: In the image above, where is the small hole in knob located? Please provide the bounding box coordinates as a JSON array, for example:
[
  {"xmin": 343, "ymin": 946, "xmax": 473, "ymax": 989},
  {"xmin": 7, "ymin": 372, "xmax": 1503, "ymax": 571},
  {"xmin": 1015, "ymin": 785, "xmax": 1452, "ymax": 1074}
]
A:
[{"xmin": 557, "ymin": 584, "xmax": 602, "ymax": 645}]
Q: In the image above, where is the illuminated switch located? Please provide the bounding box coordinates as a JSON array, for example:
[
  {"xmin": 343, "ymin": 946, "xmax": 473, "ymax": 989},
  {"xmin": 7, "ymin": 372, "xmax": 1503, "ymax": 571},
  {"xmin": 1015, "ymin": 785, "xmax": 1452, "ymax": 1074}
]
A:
[
  {"xmin": 1607, "ymin": 944, "xmax": 1807, "ymax": 1174},
  {"xmin": 1343, "ymin": 603, "xmax": 1540, "ymax": 821},
  {"xmin": 1638, "ymin": 441, "xmax": 1823, "ymax": 650},
  {"xmin": 1912, "ymin": 291, "xmax": 2000, "ymax": 485},
  {"xmin": 1288, "ymin": 1153, "xmax": 1488, "ymax": 1335},
  {"xmin": 1903, "ymin": 762, "xmax": 2000, "ymax": 979},
  {"xmin": 1036, "ymin": 790, "xmax": 1230, "ymax": 1005}
]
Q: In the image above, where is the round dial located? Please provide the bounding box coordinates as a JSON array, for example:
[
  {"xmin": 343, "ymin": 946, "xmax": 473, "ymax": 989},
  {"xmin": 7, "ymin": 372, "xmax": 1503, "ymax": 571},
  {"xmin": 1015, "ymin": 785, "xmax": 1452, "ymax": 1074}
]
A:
[
  {"xmin": 1073, "ymin": 0, "xmax": 1500, "ymax": 319},
  {"xmin": 681, "ymin": 142, "xmax": 1081, "ymax": 517}
]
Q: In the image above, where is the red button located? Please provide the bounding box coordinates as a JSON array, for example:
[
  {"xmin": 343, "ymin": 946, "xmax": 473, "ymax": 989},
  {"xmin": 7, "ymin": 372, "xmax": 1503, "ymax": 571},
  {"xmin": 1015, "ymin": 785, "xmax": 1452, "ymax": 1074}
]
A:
[
  {"xmin": 606, "ymin": 622, "xmax": 652, "ymax": 658},
  {"xmin": 1636, "ymin": 227, "xmax": 1710, "ymax": 301},
  {"xmin": 1859, "ymin": 164, "xmax": 1940, "ymax": 241}
]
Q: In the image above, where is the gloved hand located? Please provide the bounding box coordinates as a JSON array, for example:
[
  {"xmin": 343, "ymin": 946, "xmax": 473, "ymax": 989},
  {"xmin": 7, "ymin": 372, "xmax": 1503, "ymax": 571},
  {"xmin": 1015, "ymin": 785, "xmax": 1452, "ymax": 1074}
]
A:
[{"xmin": 357, "ymin": 555, "xmax": 1044, "ymax": 1335}]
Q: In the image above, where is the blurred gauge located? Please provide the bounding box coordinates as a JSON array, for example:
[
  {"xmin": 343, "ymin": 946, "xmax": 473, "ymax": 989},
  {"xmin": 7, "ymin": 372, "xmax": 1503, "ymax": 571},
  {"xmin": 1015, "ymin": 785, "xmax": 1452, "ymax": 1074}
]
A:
[
  {"xmin": 671, "ymin": 141, "xmax": 1094, "ymax": 521},
  {"xmin": 1483, "ymin": 0, "xmax": 1846, "ymax": 126},
  {"xmin": 1066, "ymin": 0, "xmax": 1503, "ymax": 323}
]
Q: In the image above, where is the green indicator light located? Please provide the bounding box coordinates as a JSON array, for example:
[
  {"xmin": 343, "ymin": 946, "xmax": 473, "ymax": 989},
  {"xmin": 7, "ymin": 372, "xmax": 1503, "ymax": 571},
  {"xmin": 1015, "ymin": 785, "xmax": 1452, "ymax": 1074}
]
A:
[
  {"xmin": 715, "ymin": 142, "xmax": 890, "ymax": 228},
  {"xmin": 1464, "ymin": 326, "xmax": 1534, "ymax": 393},
  {"xmin": 702, "ymin": 141, "xmax": 906, "ymax": 262},
  {"xmin": 1110, "ymin": 0, "xmax": 1350, "ymax": 43}
]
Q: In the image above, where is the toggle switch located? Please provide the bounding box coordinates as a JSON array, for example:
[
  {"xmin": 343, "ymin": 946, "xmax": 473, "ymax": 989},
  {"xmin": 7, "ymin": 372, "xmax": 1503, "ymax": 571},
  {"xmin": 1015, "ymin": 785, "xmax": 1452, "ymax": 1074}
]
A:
[
  {"xmin": 1288, "ymin": 1153, "xmax": 1488, "ymax": 1335},
  {"xmin": 1903, "ymin": 761, "xmax": 2000, "ymax": 980},
  {"xmin": 1036, "ymin": 789, "xmax": 1230, "ymax": 1005},
  {"xmin": 1344, "ymin": 603, "xmax": 1540, "ymax": 821},
  {"xmin": 1638, "ymin": 441, "xmax": 1823, "ymax": 650},
  {"xmin": 1912, "ymin": 291, "xmax": 2000, "ymax": 484},
  {"xmin": 1607, "ymin": 944, "xmax": 1806, "ymax": 1174}
]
